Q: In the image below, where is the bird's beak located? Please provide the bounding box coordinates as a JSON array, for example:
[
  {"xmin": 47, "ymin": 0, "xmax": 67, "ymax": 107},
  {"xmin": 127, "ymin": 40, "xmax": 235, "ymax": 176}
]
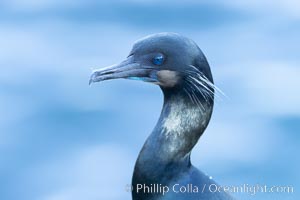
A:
[{"xmin": 89, "ymin": 57, "xmax": 158, "ymax": 85}]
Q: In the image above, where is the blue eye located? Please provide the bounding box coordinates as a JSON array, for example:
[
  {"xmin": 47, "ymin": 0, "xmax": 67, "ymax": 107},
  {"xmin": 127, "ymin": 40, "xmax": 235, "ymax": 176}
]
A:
[{"xmin": 152, "ymin": 54, "xmax": 164, "ymax": 65}]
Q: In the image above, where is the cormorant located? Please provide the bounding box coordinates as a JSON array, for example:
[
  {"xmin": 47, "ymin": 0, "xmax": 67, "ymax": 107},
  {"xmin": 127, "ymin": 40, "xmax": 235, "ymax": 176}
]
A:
[{"xmin": 90, "ymin": 33, "xmax": 234, "ymax": 200}]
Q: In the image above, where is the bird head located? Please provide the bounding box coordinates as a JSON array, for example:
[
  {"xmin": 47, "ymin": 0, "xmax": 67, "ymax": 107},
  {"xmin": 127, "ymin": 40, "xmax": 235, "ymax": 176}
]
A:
[{"xmin": 89, "ymin": 32, "xmax": 214, "ymax": 101}]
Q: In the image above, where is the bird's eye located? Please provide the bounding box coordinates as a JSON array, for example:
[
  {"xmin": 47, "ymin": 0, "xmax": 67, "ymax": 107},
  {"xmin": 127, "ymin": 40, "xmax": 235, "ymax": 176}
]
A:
[{"xmin": 152, "ymin": 54, "xmax": 164, "ymax": 66}]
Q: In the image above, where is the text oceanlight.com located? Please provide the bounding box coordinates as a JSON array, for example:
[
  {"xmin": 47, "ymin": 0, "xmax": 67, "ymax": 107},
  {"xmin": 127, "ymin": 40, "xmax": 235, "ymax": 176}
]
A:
[{"xmin": 125, "ymin": 183, "xmax": 294, "ymax": 196}]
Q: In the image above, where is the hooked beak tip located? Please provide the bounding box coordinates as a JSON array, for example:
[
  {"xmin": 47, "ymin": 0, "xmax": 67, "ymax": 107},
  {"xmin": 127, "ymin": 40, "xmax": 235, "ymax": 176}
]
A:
[
  {"xmin": 88, "ymin": 78, "xmax": 93, "ymax": 86},
  {"xmin": 89, "ymin": 71, "xmax": 97, "ymax": 85}
]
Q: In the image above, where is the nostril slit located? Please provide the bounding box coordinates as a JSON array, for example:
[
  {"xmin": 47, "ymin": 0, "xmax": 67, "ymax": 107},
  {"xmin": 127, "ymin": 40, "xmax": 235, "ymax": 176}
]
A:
[{"xmin": 101, "ymin": 70, "xmax": 115, "ymax": 75}]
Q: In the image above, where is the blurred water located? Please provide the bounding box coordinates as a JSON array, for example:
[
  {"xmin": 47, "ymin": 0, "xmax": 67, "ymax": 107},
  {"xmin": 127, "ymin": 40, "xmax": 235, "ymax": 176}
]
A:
[{"xmin": 0, "ymin": 1, "xmax": 299, "ymax": 200}]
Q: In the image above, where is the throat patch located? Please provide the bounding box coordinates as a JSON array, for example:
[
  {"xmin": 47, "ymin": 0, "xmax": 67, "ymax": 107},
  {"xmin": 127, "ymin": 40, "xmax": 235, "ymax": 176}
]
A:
[{"xmin": 157, "ymin": 70, "xmax": 180, "ymax": 88}]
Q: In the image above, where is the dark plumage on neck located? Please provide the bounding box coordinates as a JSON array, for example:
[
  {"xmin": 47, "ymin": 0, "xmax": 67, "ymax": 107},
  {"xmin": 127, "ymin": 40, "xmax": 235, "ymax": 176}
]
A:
[{"xmin": 132, "ymin": 87, "xmax": 213, "ymax": 200}]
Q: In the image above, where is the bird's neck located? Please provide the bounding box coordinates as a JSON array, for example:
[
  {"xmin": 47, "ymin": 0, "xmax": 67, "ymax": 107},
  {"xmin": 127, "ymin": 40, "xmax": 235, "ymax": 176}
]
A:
[{"xmin": 133, "ymin": 92, "xmax": 213, "ymax": 184}]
